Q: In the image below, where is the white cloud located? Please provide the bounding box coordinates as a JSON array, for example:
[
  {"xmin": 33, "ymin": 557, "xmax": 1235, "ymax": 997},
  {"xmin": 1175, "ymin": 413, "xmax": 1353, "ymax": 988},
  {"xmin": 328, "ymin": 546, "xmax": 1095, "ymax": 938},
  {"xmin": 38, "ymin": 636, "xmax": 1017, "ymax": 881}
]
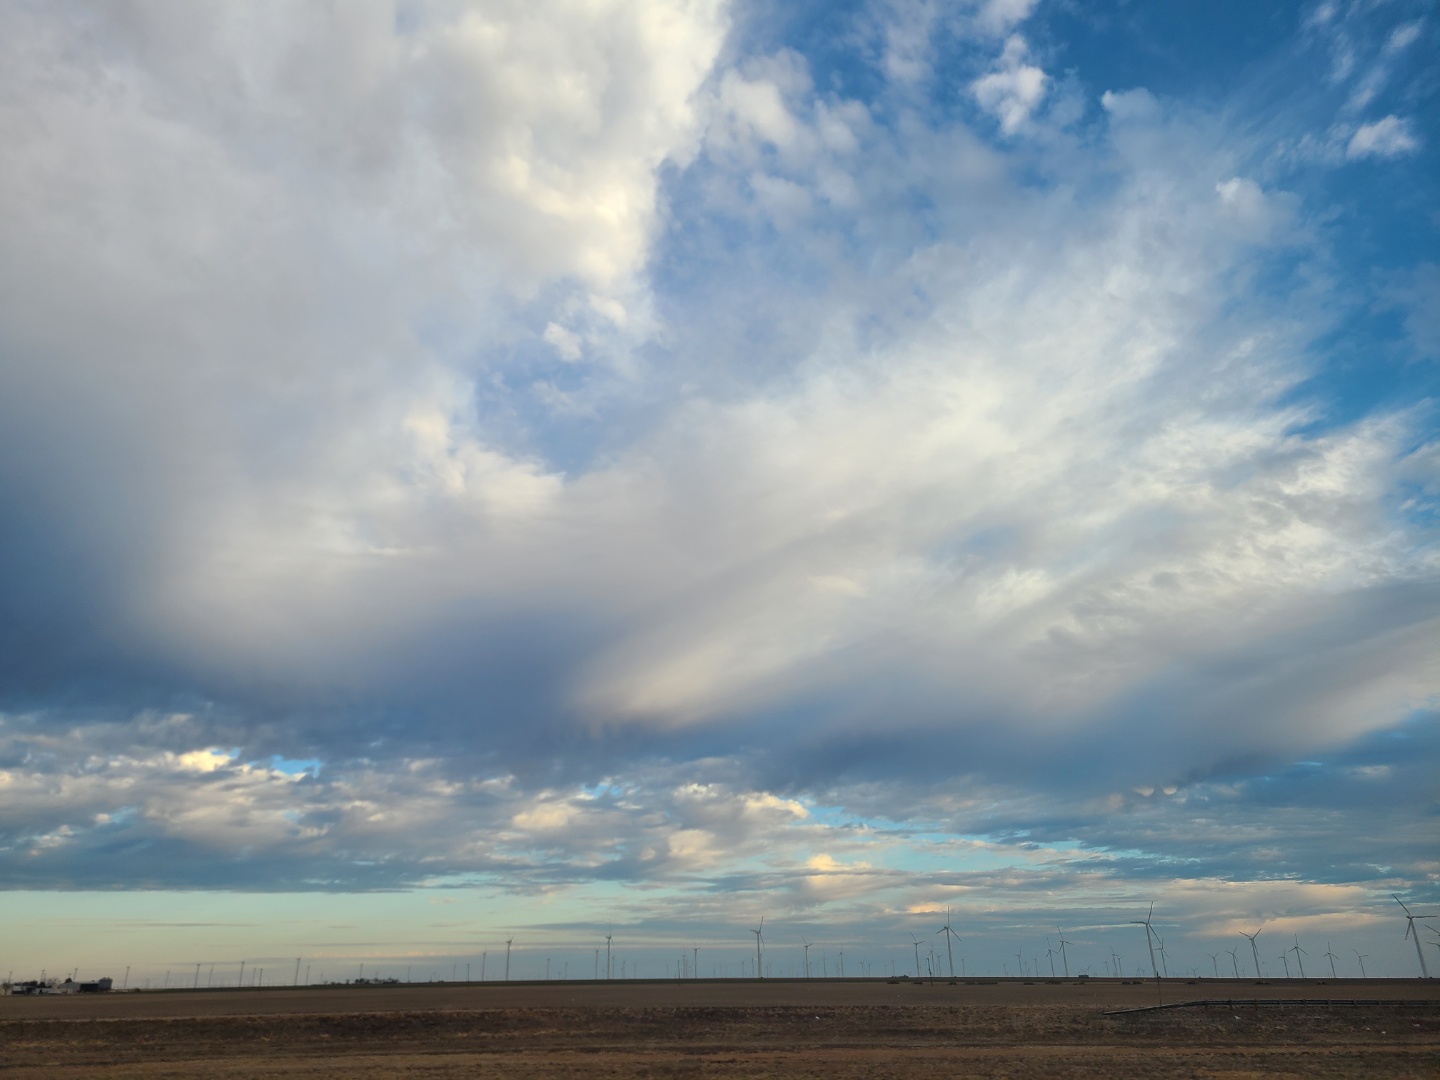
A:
[
  {"xmin": 977, "ymin": 0, "xmax": 1041, "ymax": 36},
  {"xmin": 1101, "ymin": 87, "xmax": 1160, "ymax": 122},
  {"xmin": 972, "ymin": 36, "xmax": 1048, "ymax": 133},
  {"xmin": 1346, "ymin": 115, "xmax": 1420, "ymax": 158},
  {"xmin": 543, "ymin": 322, "xmax": 585, "ymax": 362},
  {"xmin": 1385, "ymin": 21, "xmax": 1422, "ymax": 53},
  {"xmin": 874, "ymin": 0, "xmax": 1039, "ymax": 86}
]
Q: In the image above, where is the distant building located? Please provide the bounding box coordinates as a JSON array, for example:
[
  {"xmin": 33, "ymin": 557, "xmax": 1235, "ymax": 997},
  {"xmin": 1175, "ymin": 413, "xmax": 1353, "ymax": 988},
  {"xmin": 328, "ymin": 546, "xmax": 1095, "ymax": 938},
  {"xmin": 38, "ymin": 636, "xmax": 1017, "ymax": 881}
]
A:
[{"xmin": 8, "ymin": 976, "xmax": 113, "ymax": 994}]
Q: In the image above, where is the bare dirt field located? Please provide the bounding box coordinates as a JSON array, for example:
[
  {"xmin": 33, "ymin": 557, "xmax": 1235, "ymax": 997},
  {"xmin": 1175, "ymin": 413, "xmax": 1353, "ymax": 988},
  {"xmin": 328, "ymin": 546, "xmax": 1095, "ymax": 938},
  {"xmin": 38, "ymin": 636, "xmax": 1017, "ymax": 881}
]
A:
[{"xmin": 4, "ymin": 979, "xmax": 1437, "ymax": 1078}]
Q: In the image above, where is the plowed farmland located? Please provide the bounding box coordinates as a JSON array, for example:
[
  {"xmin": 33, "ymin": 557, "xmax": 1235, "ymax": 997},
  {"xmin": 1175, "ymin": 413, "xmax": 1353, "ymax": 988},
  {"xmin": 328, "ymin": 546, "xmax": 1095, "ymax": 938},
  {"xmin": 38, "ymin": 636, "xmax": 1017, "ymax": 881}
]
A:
[{"xmin": 5, "ymin": 979, "xmax": 1437, "ymax": 1078}]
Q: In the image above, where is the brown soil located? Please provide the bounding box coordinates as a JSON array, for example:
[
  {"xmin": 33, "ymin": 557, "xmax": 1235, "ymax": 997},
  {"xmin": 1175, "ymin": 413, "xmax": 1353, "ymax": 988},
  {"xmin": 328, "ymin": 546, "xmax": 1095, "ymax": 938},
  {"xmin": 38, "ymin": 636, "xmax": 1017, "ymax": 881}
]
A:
[{"xmin": 4, "ymin": 979, "xmax": 1436, "ymax": 1078}]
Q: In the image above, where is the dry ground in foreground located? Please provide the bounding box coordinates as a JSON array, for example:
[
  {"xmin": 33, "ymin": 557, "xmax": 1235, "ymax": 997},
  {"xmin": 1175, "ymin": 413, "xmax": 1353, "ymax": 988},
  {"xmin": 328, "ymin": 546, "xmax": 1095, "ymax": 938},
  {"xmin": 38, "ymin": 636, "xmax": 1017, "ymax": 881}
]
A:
[{"xmin": 3, "ymin": 982, "xmax": 1437, "ymax": 1078}]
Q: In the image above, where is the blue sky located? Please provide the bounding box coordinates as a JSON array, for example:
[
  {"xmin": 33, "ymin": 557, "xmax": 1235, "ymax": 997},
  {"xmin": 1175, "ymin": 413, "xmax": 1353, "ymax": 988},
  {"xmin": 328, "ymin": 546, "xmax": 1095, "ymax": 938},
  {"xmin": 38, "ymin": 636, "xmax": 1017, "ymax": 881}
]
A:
[{"xmin": 0, "ymin": 0, "xmax": 1437, "ymax": 983}]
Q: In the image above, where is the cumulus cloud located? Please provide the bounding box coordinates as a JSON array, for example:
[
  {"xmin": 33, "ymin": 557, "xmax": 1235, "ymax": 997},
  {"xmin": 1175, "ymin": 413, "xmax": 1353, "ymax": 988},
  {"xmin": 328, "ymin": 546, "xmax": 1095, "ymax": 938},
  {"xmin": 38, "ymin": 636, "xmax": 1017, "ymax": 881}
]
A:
[
  {"xmin": 971, "ymin": 35, "xmax": 1047, "ymax": 133},
  {"xmin": 871, "ymin": 0, "xmax": 1039, "ymax": 85}
]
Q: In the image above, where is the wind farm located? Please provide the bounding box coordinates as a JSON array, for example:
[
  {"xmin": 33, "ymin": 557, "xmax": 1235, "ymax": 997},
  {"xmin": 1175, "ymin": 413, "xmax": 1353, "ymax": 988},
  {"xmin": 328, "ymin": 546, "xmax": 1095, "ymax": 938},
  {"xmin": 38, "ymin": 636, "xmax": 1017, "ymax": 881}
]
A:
[
  {"xmin": 17, "ymin": 898, "xmax": 1440, "ymax": 994},
  {"xmin": 8, "ymin": 906, "xmax": 1439, "ymax": 1077}
]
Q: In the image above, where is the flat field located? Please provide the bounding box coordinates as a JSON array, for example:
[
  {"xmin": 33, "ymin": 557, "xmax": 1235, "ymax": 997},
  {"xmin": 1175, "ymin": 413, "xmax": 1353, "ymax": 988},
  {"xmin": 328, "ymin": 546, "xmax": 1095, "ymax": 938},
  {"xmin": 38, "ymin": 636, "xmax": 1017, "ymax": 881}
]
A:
[{"xmin": 4, "ymin": 978, "xmax": 1437, "ymax": 1078}]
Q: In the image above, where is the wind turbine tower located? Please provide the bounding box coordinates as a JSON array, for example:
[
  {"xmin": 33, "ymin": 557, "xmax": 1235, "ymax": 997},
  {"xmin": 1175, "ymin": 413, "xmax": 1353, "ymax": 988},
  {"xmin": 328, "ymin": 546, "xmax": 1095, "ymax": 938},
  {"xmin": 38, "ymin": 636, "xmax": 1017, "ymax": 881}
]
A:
[
  {"xmin": 937, "ymin": 912, "xmax": 960, "ymax": 978},
  {"xmin": 1226, "ymin": 948, "xmax": 1240, "ymax": 978},
  {"xmin": 911, "ymin": 935, "xmax": 924, "ymax": 978},
  {"xmin": 1393, "ymin": 894, "xmax": 1438, "ymax": 978},
  {"xmin": 1056, "ymin": 928, "xmax": 1073, "ymax": 977},
  {"xmin": 606, "ymin": 928, "xmax": 613, "ymax": 980},
  {"xmin": 505, "ymin": 938, "xmax": 513, "ymax": 981},
  {"xmin": 1354, "ymin": 949, "xmax": 1368, "ymax": 979},
  {"xmin": 802, "ymin": 939, "xmax": 812, "ymax": 979},
  {"xmin": 1290, "ymin": 936, "xmax": 1307, "ymax": 979},
  {"xmin": 1240, "ymin": 929, "xmax": 1262, "ymax": 978},
  {"xmin": 1323, "ymin": 943, "xmax": 1339, "ymax": 980},
  {"xmin": 1131, "ymin": 903, "xmax": 1161, "ymax": 982},
  {"xmin": 751, "ymin": 917, "xmax": 764, "ymax": 979}
]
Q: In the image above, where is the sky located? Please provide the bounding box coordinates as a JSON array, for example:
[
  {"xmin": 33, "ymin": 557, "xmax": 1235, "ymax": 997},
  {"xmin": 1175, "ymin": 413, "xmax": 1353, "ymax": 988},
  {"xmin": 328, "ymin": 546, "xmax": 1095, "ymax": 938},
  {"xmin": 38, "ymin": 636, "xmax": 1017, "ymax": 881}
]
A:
[{"xmin": 1, "ymin": 0, "xmax": 1437, "ymax": 985}]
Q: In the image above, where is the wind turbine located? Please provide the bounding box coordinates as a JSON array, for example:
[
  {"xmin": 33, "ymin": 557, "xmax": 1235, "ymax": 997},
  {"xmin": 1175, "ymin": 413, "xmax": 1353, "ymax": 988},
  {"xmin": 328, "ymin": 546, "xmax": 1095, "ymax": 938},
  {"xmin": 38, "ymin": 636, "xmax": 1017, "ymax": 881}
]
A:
[
  {"xmin": 1131, "ymin": 903, "xmax": 1161, "ymax": 982},
  {"xmin": 505, "ymin": 937, "xmax": 513, "ymax": 981},
  {"xmin": 606, "ymin": 927, "xmax": 613, "ymax": 980},
  {"xmin": 1353, "ymin": 949, "xmax": 1368, "ymax": 979},
  {"xmin": 937, "ymin": 912, "xmax": 960, "ymax": 978},
  {"xmin": 751, "ymin": 917, "xmax": 764, "ymax": 979},
  {"xmin": 1290, "ymin": 936, "xmax": 1307, "ymax": 979},
  {"xmin": 1323, "ymin": 943, "xmax": 1339, "ymax": 980},
  {"xmin": 1227, "ymin": 948, "xmax": 1241, "ymax": 978},
  {"xmin": 911, "ymin": 935, "xmax": 924, "ymax": 978},
  {"xmin": 1155, "ymin": 934, "xmax": 1169, "ymax": 979},
  {"xmin": 1278, "ymin": 953, "xmax": 1290, "ymax": 979},
  {"xmin": 1240, "ymin": 929, "xmax": 1262, "ymax": 978},
  {"xmin": 802, "ymin": 939, "xmax": 812, "ymax": 978},
  {"xmin": 1207, "ymin": 952, "xmax": 1219, "ymax": 978},
  {"xmin": 1046, "ymin": 940, "xmax": 1057, "ymax": 978},
  {"xmin": 1393, "ymin": 894, "xmax": 1438, "ymax": 978},
  {"xmin": 1056, "ymin": 928, "xmax": 1073, "ymax": 977}
]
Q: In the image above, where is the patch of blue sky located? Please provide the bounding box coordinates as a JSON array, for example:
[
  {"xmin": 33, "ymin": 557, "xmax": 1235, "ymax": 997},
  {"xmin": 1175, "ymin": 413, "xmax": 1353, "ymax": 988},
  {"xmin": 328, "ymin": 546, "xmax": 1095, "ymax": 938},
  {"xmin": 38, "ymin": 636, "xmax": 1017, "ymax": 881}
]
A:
[
  {"xmin": 265, "ymin": 755, "xmax": 322, "ymax": 777},
  {"xmin": 847, "ymin": 827, "xmax": 1045, "ymax": 875},
  {"xmin": 579, "ymin": 780, "xmax": 631, "ymax": 801},
  {"xmin": 728, "ymin": 0, "xmax": 888, "ymax": 104},
  {"xmin": 794, "ymin": 799, "xmax": 874, "ymax": 829},
  {"xmin": 1030, "ymin": 1, "xmax": 1302, "ymax": 107},
  {"xmin": 1023, "ymin": 4, "xmax": 1440, "ymax": 432}
]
